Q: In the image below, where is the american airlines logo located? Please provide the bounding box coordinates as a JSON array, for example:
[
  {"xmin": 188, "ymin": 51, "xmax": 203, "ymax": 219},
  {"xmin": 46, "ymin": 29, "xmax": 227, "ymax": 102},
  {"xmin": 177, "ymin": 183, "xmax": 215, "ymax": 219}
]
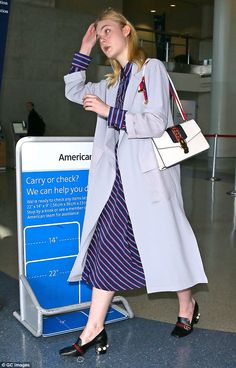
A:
[{"xmin": 59, "ymin": 153, "xmax": 92, "ymax": 161}]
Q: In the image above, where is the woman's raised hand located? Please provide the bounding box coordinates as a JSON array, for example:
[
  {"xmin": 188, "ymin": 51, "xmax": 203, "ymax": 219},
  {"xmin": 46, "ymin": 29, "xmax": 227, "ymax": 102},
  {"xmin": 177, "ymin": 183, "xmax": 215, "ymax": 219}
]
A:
[{"xmin": 80, "ymin": 23, "xmax": 97, "ymax": 56}]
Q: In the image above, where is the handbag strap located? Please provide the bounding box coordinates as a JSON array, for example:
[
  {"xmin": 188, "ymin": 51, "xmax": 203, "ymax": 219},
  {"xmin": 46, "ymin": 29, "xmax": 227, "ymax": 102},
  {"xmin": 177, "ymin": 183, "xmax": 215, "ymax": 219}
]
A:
[
  {"xmin": 142, "ymin": 59, "xmax": 187, "ymax": 122},
  {"xmin": 167, "ymin": 74, "xmax": 187, "ymax": 122}
]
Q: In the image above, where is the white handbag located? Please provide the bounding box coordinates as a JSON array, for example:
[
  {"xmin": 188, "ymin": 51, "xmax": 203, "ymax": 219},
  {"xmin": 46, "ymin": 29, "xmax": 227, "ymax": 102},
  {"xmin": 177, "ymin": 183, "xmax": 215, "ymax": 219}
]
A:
[
  {"xmin": 154, "ymin": 75, "xmax": 209, "ymax": 170},
  {"xmin": 141, "ymin": 61, "xmax": 210, "ymax": 170}
]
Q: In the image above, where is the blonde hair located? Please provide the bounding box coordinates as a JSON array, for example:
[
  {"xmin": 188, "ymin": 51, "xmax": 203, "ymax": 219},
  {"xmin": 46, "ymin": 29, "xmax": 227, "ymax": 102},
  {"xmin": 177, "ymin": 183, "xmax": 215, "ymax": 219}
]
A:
[{"xmin": 95, "ymin": 9, "xmax": 146, "ymax": 87}]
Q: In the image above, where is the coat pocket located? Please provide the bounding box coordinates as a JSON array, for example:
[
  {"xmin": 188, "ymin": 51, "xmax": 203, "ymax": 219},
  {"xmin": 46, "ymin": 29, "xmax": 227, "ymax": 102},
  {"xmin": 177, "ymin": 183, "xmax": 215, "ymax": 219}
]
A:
[
  {"xmin": 138, "ymin": 139, "xmax": 158, "ymax": 173},
  {"xmin": 138, "ymin": 139, "xmax": 175, "ymax": 202}
]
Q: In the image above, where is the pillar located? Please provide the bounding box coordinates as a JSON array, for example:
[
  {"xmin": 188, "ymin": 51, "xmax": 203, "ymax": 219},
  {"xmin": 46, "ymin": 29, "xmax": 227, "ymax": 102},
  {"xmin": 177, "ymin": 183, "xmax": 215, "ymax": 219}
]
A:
[{"xmin": 211, "ymin": 0, "xmax": 236, "ymax": 156}]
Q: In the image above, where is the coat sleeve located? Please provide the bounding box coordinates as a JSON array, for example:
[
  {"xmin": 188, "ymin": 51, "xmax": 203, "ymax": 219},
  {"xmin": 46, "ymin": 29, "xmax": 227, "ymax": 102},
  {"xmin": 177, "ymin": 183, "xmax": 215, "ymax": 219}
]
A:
[
  {"xmin": 64, "ymin": 71, "xmax": 107, "ymax": 105},
  {"xmin": 126, "ymin": 59, "xmax": 172, "ymax": 139}
]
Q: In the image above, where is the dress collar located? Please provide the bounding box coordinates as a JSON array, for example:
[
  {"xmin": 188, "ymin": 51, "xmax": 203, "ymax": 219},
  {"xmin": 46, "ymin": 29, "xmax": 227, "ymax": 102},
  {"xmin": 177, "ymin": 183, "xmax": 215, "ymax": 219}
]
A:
[{"xmin": 120, "ymin": 62, "xmax": 132, "ymax": 79}]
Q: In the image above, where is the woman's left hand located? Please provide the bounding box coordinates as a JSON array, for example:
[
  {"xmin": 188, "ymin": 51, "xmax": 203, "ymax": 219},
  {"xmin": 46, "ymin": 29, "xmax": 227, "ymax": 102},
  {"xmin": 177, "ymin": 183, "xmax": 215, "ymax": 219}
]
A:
[{"xmin": 83, "ymin": 94, "xmax": 110, "ymax": 118}]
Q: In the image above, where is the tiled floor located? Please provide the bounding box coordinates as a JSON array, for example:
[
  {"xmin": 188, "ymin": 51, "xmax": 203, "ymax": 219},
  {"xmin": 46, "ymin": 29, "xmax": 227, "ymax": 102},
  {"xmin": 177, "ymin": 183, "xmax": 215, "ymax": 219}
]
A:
[
  {"xmin": 0, "ymin": 156, "xmax": 236, "ymax": 367},
  {"xmin": 0, "ymin": 271, "xmax": 236, "ymax": 368}
]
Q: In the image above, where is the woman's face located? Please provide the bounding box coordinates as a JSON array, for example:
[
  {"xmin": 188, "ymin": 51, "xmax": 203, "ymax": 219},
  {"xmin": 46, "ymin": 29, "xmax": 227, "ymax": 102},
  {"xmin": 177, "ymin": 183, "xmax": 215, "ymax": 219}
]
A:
[{"xmin": 96, "ymin": 19, "xmax": 130, "ymax": 66}]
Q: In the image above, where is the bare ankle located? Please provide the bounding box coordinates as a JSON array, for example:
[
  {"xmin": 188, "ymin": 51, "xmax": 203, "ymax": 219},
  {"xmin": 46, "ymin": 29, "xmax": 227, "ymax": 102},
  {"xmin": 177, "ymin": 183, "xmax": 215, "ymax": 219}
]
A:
[
  {"xmin": 179, "ymin": 299, "xmax": 195, "ymax": 320},
  {"xmin": 80, "ymin": 324, "xmax": 104, "ymax": 344}
]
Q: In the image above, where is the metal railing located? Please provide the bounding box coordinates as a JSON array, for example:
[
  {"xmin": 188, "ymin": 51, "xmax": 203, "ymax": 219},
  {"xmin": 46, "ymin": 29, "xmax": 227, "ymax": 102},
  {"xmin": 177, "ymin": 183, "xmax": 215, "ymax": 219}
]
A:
[
  {"xmin": 136, "ymin": 26, "xmax": 212, "ymax": 64},
  {"xmin": 205, "ymin": 133, "xmax": 236, "ymax": 196}
]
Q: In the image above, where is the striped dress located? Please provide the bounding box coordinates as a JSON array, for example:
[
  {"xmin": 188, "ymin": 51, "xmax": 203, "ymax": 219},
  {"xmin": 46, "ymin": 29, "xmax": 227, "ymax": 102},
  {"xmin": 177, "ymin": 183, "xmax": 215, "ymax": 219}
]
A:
[{"xmin": 82, "ymin": 62, "xmax": 146, "ymax": 291}]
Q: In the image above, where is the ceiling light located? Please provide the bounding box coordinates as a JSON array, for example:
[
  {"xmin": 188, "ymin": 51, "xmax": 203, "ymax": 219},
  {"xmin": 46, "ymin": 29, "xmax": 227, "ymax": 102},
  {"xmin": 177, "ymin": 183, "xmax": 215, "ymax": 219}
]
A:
[
  {"xmin": 150, "ymin": 10, "xmax": 157, "ymax": 13},
  {"xmin": 170, "ymin": 4, "xmax": 176, "ymax": 7}
]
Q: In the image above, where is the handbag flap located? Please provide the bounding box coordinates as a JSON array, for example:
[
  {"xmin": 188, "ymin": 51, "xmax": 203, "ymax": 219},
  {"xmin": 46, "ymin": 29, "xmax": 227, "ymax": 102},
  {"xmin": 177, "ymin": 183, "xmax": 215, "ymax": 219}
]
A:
[{"xmin": 154, "ymin": 120, "xmax": 201, "ymax": 149}]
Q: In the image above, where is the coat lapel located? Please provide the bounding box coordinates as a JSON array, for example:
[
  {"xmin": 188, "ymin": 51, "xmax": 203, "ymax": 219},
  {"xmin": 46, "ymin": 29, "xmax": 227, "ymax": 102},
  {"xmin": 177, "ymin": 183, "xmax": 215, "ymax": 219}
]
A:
[
  {"xmin": 103, "ymin": 81, "xmax": 119, "ymax": 169},
  {"xmin": 102, "ymin": 64, "xmax": 144, "ymax": 160},
  {"xmin": 119, "ymin": 64, "xmax": 143, "ymax": 145},
  {"xmin": 123, "ymin": 64, "xmax": 143, "ymax": 110}
]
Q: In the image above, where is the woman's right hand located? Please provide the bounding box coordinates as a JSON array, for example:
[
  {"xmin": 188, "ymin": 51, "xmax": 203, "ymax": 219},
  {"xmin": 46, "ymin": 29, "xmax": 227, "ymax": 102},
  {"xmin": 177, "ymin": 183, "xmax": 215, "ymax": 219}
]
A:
[{"xmin": 80, "ymin": 23, "xmax": 97, "ymax": 56}]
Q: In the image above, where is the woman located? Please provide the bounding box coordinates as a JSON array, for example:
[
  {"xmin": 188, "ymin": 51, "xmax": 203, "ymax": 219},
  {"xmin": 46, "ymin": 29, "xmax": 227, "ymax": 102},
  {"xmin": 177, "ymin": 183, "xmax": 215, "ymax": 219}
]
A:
[{"xmin": 60, "ymin": 9, "xmax": 207, "ymax": 357}]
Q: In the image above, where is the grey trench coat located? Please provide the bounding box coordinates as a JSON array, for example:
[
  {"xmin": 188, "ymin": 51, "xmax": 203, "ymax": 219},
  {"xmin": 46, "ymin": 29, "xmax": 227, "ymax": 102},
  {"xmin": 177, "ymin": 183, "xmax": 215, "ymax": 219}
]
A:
[{"xmin": 64, "ymin": 58, "xmax": 208, "ymax": 293}]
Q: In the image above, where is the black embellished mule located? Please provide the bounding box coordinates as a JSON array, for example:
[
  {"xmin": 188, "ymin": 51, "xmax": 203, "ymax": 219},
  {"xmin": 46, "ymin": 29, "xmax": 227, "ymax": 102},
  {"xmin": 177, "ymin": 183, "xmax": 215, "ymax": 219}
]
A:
[
  {"xmin": 59, "ymin": 328, "xmax": 109, "ymax": 357},
  {"xmin": 171, "ymin": 300, "xmax": 200, "ymax": 337}
]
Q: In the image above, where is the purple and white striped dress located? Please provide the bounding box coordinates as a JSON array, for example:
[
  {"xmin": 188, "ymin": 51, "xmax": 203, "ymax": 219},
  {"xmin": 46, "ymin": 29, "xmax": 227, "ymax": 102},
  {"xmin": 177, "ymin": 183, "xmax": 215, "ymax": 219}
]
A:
[{"xmin": 70, "ymin": 54, "xmax": 146, "ymax": 291}]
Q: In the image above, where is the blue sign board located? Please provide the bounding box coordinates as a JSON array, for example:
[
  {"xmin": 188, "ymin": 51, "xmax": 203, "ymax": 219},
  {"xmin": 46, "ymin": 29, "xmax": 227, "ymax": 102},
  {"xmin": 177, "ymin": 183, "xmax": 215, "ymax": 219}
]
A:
[
  {"xmin": 0, "ymin": 0, "xmax": 10, "ymax": 90},
  {"xmin": 15, "ymin": 138, "xmax": 130, "ymax": 337},
  {"xmin": 20, "ymin": 142, "xmax": 93, "ymax": 310}
]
